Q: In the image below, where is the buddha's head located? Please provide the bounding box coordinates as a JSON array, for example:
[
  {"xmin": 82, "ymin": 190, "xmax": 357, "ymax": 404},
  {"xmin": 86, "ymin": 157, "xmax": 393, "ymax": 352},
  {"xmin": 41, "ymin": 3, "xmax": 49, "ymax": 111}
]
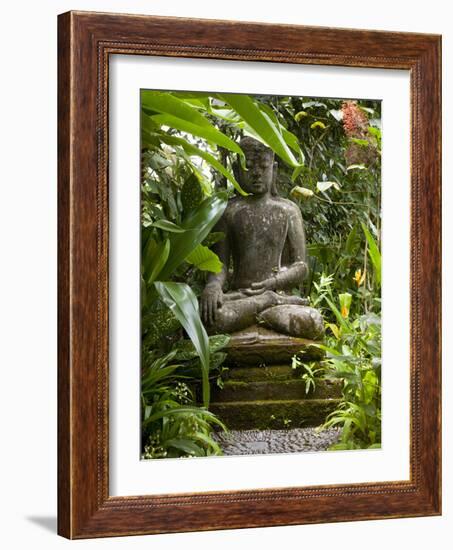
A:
[{"xmin": 236, "ymin": 137, "xmax": 276, "ymax": 196}]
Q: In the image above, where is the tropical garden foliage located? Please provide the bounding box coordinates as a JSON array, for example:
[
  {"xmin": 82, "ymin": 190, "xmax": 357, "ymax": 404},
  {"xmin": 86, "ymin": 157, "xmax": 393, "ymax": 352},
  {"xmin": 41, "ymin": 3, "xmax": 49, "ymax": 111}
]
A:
[{"xmin": 140, "ymin": 89, "xmax": 382, "ymax": 457}]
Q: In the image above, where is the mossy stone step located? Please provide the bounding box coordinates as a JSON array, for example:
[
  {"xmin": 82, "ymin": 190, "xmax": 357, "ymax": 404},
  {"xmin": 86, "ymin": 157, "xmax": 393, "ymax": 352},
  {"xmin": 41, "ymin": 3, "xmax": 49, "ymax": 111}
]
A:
[
  {"xmin": 212, "ymin": 378, "xmax": 341, "ymax": 402},
  {"xmin": 210, "ymin": 398, "xmax": 341, "ymax": 431},
  {"xmin": 226, "ymin": 364, "xmax": 295, "ymax": 382}
]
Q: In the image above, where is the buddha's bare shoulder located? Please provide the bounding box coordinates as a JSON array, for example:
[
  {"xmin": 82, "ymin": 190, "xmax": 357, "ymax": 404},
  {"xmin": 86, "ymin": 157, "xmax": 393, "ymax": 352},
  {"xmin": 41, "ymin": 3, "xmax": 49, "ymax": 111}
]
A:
[
  {"xmin": 268, "ymin": 196, "xmax": 301, "ymax": 215},
  {"xmin": 223, "ymin": 195, "xmax": 300, "ymax": 218},
  {"xmin": 225, "ymin": 196, "xmax": 242, "ymax": 210},
  {"xmin": 223, "ymin": 196, "xmax": 249, "ymax": 217}
]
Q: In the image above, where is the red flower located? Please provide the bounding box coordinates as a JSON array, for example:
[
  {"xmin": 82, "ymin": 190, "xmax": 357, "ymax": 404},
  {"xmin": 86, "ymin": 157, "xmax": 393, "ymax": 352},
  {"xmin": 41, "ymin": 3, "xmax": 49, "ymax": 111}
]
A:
[
  {"xmin": 341, "ymin": 100, "xmax": 369, "ymax": 138},
  {"xmin": 341, "ymin": 100, "xmax": 378, "ymax": 167}
]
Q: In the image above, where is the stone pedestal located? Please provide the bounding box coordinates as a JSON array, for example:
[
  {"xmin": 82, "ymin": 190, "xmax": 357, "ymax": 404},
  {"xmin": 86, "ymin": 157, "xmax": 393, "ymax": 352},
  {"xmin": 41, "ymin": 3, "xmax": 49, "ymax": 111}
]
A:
[
  {"xmin": 209, "ymin": 325, "xmax": 341, "ymax": 430},
  {"xmin": 225, "ymin": 324, "xmax": 325, "ymax": 365}
]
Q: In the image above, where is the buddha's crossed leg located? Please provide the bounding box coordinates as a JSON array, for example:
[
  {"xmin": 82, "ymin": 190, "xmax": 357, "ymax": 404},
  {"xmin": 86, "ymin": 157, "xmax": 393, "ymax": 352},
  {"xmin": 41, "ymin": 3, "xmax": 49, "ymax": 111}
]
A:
[{"xmin": 205, "ymin": 290, "xmax": 308, "ymax": 334}]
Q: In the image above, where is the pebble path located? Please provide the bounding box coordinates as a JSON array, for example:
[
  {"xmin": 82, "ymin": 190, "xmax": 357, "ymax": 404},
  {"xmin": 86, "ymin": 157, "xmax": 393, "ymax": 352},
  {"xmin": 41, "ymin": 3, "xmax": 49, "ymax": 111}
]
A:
[{"xmin": 212, "ymin": 427, "xmax": 341, "ymax": 456}]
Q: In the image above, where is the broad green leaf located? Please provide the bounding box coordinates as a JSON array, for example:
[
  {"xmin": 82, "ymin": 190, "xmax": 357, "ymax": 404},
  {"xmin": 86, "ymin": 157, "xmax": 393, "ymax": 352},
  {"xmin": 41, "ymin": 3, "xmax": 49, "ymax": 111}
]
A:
[
  {"xmin": 259, "ymin": 103, "xmax": 304, "ymax": 162},
  {"xmin": 141, "ymin": 112, "xmax": 159, "ymax": 136},
  {"xmin": 141, "ymin": 234, "xmax": 157, "ymax": 279},
  {"xmin": 148, "ymin": 113, "xmax": 245, "ymax": 159},
  {"xmin": 154, "ymin": 132, "xmax": 246, "ymax": 195},
  {"xmin": 158, "ymin": 193, "xmax": 228, "ymax": 280},
  {"xmin": 171, "ymin": 92, "xmax": 212, "ymax": 99},
  {"xmin": 217, "ymin": 94, "xmax": 302, "ymax": 168},
  {"xmin": 170, "ymin": 92, "xmax": 212, "ymax": 112},
  {"xmin": 141, "ymin": 90, "xmax": 212, "ymax": 128},
  {"xmin": 361, "ymin": 222, "xmax": 381, "ymax": 285},
  {"xmin": 210, "ymin": 106, "xmax": 242, "ymax": 123},
  {"xmin": 171, "ymin": 91, "xmax": 212, "ymax": 106},
  {"xmin": 147, "ymin": 239, "xmax": 170, "ymax": 284},
  {"xmin": 186, "ymin": 244, "xmax": 223, "ymax": 273},
  {"xmin": 151, "ymin": 219, "xmax": 186, "ymax": 233},
  {"xmin": 154, "ymin": 282, "xmax": 211, "ymax": 407}
]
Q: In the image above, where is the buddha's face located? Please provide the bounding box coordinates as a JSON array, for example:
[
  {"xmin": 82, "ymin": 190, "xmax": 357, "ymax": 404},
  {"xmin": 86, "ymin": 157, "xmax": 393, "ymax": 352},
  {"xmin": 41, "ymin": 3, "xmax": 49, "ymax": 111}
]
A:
[{"xmin": 238, "ymin": 139, "xmax": 274, "ymax": 196}]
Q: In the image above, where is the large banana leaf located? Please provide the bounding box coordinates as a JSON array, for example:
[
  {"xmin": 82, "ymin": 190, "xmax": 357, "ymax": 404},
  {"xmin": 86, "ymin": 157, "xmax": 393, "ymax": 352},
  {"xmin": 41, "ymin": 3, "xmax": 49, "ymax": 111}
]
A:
[
  {"xmin": 155, "ymin": 132, "xmax": 246, "ymax": 195},
  {"xmin": 147, "ymin": 113, "xmax": 245, "ymax": 160},
  {"xmin": 141, "ymin": 90, "xmax": 212, "ymax": 128},
  {"xmin": 209, "ymin": 106, "xmax": 242, "ymax": 124},
  {"xmin": 258, "ymin": 103, "xmax": 305, "ymax": 162},
  {"xmin": 166, "ymin": 91, "xmax": 213, "ymax": 112},
  {"xmin": 158, "ymin": 192, "xmax": 228, "ymax": 280},
  {"xmin": 217, "ymin": 93, "xmax": 303, "ymax": 169},
  {"xmin": 168, "ymin": 92, "xmax": 212, "ymax": 113},
  {"xmin": 154, "ymin": 281, "xmax": 211, "ymax": 407},
  {"xmin": 141, "ymin": 112, "xmax": 159, "ymax": 136},
  {"xmin": 210, "ymin": 102, "xmax": 304, "ymax": 162}
]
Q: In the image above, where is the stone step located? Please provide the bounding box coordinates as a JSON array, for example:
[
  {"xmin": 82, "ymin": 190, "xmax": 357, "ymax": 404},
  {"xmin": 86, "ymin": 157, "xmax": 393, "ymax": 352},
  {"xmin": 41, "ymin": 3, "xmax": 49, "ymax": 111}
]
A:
[
  {"xmin": 210, "ymin": 398, "xmax": 341, "ymax": 430},
  {"xmin": 226, "ymin": 364, "xmax": 295, "ymax": 381},
  {"xmin": 226, "ymin": 325, "xmax": 324, "ymax": 366},
  {"xmin": 212, "ymin": 378, "xmax": 341, "ymax": 402}
]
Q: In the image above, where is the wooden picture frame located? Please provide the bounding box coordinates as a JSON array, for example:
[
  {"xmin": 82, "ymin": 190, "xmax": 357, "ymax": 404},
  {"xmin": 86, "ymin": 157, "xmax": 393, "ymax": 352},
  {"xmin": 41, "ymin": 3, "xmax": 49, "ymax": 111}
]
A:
[{"xmin": 58, "ymin": 10, "xmax": 441, "ymax": 539}]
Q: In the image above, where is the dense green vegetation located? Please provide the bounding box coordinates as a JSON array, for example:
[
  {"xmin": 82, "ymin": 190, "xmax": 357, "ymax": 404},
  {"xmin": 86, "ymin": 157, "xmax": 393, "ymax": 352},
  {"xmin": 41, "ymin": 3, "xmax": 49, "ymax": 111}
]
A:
[{"xmin": 140, "ymin": 90, "xmax": 381, "ymax": 457}]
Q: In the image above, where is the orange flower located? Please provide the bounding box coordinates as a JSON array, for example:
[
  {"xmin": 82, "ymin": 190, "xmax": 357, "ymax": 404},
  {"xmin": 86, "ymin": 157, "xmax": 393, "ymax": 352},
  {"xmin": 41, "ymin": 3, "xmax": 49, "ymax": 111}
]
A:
[
  {"xmin": 353, "ymin": 268, "xmax": 366, "ymax": 286},
  {"xmin": 339, "ymin": 293, "xmax": 352, "ymax": 319}
]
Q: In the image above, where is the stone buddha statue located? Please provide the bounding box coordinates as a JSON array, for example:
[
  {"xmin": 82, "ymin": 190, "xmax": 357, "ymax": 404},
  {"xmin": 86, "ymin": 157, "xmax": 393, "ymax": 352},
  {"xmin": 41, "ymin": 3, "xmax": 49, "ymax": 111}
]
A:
[{"xmin": 200, "ymin": 136, "xmax": 324, "ymax": 341}]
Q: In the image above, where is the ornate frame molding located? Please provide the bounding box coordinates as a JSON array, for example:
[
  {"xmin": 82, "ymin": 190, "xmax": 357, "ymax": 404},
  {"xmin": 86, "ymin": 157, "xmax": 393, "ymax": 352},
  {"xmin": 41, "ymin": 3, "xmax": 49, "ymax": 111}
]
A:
[{"xmin": 58, "ymin": 11, "xmax": 441, "ymax": 538}]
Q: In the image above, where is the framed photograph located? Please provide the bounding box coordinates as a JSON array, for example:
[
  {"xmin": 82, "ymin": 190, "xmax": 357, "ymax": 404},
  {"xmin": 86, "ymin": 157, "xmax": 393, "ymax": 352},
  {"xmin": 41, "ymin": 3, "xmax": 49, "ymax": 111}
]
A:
[{"xmin": 58, "ymin": 11, "xmax": 441, "ymax": 539}]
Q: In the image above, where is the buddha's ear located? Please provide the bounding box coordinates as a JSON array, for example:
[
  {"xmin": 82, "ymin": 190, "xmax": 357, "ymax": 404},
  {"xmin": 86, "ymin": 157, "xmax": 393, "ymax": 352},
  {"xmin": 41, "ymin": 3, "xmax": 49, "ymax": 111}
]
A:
[{"xmin": 271, "ymin": 161, "xmax": 279, "ymax": 196}]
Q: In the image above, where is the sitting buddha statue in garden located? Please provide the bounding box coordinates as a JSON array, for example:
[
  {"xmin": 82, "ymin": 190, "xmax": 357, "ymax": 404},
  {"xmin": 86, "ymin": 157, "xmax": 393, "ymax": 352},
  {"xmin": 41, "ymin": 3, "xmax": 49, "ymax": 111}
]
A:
[{"xmin": 200, "ymin": 136, "xmax": 324, "ymax": 341}]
